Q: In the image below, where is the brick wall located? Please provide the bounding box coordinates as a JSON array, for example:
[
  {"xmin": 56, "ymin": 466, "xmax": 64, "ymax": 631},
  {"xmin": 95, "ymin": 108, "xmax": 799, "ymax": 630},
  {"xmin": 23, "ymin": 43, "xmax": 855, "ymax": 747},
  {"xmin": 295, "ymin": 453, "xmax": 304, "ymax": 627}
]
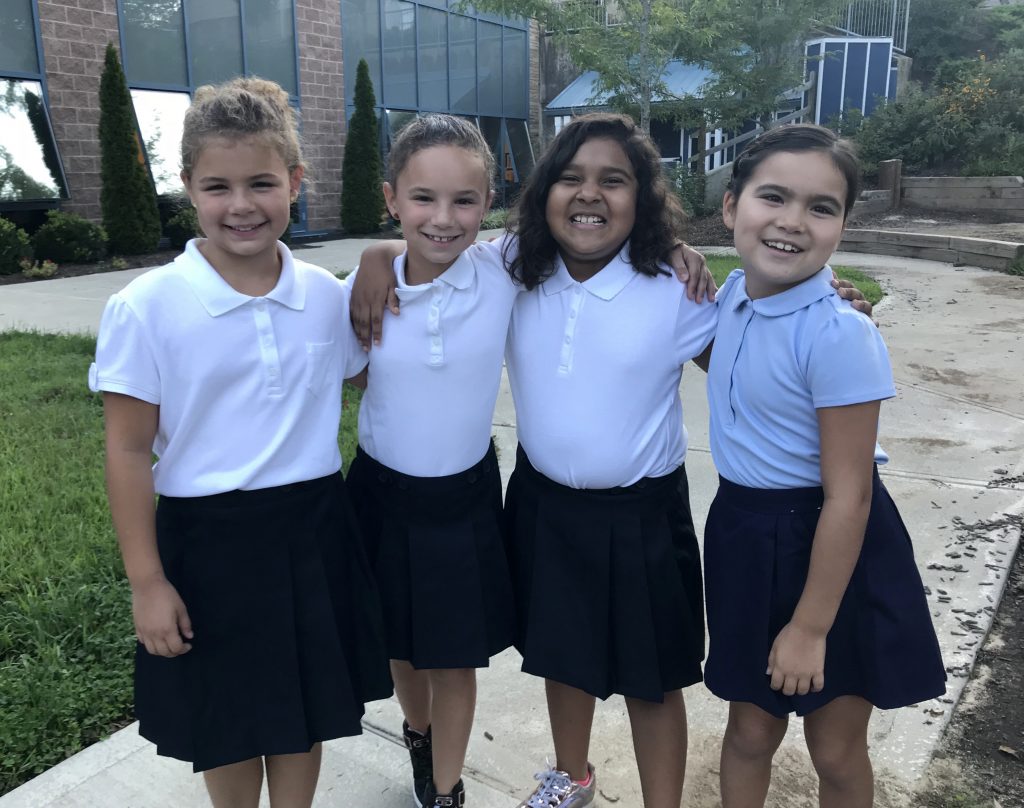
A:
[
  {"xmin": 37, "ymin": 0, "xmax": 119, "ymax": 223},
  {"xmin": 294, "ymin": 0, "xmax": 346, "ymax": 233},
  {"xmin": 529, "ymin": 20, "xmax": 542, "ymax": 154}
]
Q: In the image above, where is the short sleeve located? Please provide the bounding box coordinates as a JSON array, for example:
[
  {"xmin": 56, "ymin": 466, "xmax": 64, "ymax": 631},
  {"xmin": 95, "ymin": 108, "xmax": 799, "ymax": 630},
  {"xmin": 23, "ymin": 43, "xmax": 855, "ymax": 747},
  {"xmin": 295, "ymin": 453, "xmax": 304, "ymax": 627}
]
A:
[
  {"xmin": 337, "ymin": 281, "xmax": 369, "ymax": 379},
  {"xmin": 89, "ymin": 294, "xmax": 161, "ymax": 404},
  {"xmin": 673, "ymin": 276, "xmax": 720, "ymax": 364},
  {"xmin": 807, "ymin": 307, "xmax": 895, "ymax": 408}
]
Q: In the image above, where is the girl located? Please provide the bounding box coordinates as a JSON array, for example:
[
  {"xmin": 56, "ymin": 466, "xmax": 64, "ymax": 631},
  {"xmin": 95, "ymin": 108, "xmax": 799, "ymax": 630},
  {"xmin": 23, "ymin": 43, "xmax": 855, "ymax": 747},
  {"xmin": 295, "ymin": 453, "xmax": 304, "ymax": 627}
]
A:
[
  {"xmin": 702, "ymin": 124, "xmax": 945, "ymax": 807},
  {"xmin": 89, "ymin": 78, "xmax": 391, "ymax": 808}
]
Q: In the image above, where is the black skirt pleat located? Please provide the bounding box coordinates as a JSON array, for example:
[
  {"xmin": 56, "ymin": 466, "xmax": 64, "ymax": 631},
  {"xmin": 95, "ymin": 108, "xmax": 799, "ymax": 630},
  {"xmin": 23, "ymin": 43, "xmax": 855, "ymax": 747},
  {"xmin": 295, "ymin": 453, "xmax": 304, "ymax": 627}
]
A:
[
  {"xmin": 504, "ymin": 446, "xmax": 705, "ymax": 703},
  {"xmin": 703, "ymin": 469, "xmax": 947, "ymax": 717},
  {"xmin": 134, "ymin": 473, "xmax": 392, "ymax": 772},
  {"xmin": 346, "ymin": 443, "xmax": 515, "ymax": 669}
]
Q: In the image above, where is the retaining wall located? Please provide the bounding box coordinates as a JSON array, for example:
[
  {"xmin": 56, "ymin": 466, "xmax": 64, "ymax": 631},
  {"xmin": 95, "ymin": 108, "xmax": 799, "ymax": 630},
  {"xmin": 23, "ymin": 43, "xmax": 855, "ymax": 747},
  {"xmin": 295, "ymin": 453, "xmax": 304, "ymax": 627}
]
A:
[
  {"xmin": 902, "ymin": 176, "xmax": 1024, "ymax": 217},
  {"xmin": 840, "ymin": 229, "xmax": 1024, "ymax": 271}
]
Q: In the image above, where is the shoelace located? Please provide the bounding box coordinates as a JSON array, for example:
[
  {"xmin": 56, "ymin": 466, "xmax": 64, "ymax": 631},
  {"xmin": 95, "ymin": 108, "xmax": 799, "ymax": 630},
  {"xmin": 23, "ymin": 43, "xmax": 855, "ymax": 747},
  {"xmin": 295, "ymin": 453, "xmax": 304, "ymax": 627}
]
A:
[{"xmin": 525, "ymin": 767, "xmax": 576, "ymax": 807}]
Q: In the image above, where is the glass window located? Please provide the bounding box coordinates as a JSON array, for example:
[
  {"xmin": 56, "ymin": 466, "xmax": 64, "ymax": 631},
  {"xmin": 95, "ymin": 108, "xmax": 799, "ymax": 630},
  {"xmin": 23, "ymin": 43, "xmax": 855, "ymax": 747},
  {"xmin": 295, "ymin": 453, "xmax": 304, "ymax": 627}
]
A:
[
  {"xmin": 122, "ymin": 0, "xmax": 187, "ymax": 86},
  {"xmin": 506, "ymin": 119, "xmax": 534, "ymax": 178},
  {"xmin": 417, "ymin": 7, "xmax": 447, "ymax": 111},
  {"xmin": 131, "ymin": 89, "xmax": 190, "ymax": 195},
  {"xmin": 342, "ymin": 0, "xmax": 382, "ymax": 106},
  {"xmin": 0, "ymin": 79, "xmax": 68, "ymax": 202},
  {"xmin": 244, "ymin": 0, "xmax": 297, "ymax": 95},
  {"xmin": 382, "ymin": 0, "xmax": 416, "ymax": 108},
  {"xmin": 477, "ymin": 22, "xmax": 502, "ymax": 116},
  {"xmin": 502, "ymin": 28, "xmax": 527, "ymax": 118},
  {"xmin": 449, "ymin": 15, "xmax": 475, "ymax": 114},
  {"xmin": 0, "ymin": 0, "xmax": 39, "ymax": 75},
  {"xmin": 478, "ymin": 116, "xmax": 501, "ymax": 176},
  {"xmin": 386, "ymin": 109, "xmax": 417, "ymax": 144},
  {"xmin": 187, "ymin": 0, "xmax": 243, "ymax": 87}
]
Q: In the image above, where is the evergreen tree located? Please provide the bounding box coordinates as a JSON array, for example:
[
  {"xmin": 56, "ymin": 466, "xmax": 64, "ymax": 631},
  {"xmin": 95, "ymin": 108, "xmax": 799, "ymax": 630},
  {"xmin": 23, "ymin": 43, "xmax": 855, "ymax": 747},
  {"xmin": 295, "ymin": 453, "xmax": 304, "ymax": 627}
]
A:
[
  {"xmin": 98, "ymin": 43, "xmax": 161, "ymax": 254},
  {"xmin": 341, "ymin": 59, "xmax": 384, "ymax": 234}
]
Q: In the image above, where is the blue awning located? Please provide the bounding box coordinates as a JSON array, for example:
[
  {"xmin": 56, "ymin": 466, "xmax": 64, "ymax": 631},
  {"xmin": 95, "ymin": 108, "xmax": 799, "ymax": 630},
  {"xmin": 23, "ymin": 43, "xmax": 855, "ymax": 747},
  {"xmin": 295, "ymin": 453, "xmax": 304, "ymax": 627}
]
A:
[{"xmin": 546, "ymin": 59, "xmax": 715, "ymax": 114}]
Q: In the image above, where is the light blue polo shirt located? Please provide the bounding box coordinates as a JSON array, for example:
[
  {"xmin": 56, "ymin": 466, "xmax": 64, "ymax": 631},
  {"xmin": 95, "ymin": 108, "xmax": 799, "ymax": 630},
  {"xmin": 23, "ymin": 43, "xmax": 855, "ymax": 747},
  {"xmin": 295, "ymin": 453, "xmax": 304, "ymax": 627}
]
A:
[{"xmin": 708, "ymin": 266, "xmax": 895, "ymax": 489}]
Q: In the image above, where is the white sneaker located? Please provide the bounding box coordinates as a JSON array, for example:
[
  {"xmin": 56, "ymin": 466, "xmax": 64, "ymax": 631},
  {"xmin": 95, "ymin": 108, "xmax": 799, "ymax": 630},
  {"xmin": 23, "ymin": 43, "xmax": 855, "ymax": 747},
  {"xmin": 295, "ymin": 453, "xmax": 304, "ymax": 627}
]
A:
[{"xmin": 515, "ymin": 763, "xmax": 596, "ymax": 808}]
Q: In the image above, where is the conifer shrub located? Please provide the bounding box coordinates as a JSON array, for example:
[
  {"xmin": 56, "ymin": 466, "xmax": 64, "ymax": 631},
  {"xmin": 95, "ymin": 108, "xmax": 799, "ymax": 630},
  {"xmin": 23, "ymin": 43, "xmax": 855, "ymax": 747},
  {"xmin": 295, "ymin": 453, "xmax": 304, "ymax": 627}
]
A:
[
  {"xmin": 32, "ymin": 210, "xmax": 107, "ymax": 264},
  {"xmin": 0, "ymin": 217, "xmax": 33, "ymax": 276},
  {"xmin": 98, "ymin": 43, "xmax": 161, "ymax": 255},
  {"xmin": 164, "ymin": 207, "xmax": 199, "ymax": 250},
  {"xmin": 341, "ymin": 59, "xmax": 385, "ymax": 234}
]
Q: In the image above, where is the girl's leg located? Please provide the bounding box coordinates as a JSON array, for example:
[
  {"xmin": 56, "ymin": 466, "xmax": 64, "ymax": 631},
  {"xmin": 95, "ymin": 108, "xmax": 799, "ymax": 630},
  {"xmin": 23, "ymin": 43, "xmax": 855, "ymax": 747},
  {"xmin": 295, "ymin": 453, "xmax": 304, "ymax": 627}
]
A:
[
  {"xmin": 802, "ymin": 696, "xmax": 873, "ymax": 808},
  {"xmin": 392, "ymin": 659, "xmax": 433, "ymax": 733},
  {"xmin": 264, "ymin": 745, "xmax": 322, "ymax": 808},
  {"xmin": 203, "ymin": 757, "xmax": 264, "ymax": 808},
  {"xmin": 546, "ymin": 679, "xmax": 596, "ymax": 780},
  {"xmin": 428, "ymin": 667, "xmax": 477, "ymax": 794},
  {"xmin": 624, "ymin": 689, "xmax": 687, "ymax": 808},
  {"xmin": 719, "ymin": 702, "xmax": 788, "ymax": 808}
]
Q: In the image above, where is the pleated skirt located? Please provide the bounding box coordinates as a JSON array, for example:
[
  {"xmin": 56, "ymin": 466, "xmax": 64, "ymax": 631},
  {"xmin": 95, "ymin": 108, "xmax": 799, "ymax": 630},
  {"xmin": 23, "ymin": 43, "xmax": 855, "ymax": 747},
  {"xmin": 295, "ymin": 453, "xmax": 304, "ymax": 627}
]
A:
[
  {"xmin": 346, "ymin": 442, "xmax": 515, "ymax": 669},
  {"xmin": 504, "ymin": 446, "xmax": 705, "ymax": 703},
  {"xmin": 135, "ymin": 472, "xmax": 393, "ymax": 772},
  {"xmin": 703, "ymin": 469, "xmax": 947, "ymax": 717}
]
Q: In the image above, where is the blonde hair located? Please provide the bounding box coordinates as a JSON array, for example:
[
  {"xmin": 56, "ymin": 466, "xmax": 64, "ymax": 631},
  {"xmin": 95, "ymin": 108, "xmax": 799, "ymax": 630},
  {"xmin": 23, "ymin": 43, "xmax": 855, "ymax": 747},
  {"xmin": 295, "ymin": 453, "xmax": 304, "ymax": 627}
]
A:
[{"xmin": 180, "ymin": 77, "xmax": 305, "ymax": 180}]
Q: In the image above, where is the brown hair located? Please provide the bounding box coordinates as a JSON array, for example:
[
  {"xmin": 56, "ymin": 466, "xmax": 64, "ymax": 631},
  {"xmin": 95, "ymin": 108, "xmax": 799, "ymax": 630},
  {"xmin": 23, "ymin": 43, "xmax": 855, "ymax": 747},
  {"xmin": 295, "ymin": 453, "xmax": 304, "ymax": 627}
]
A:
[{"xmin": 385, "ymin": 114, "xmax": 495, "ymax": 188}]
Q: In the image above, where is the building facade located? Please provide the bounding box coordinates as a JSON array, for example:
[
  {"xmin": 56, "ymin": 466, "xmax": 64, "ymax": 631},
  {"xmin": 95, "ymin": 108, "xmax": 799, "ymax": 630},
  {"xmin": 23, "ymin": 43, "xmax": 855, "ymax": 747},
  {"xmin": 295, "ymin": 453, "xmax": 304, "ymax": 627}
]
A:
[{"xmin": 0, "ymin": 0, "xmax": 540, "ymax": 235}]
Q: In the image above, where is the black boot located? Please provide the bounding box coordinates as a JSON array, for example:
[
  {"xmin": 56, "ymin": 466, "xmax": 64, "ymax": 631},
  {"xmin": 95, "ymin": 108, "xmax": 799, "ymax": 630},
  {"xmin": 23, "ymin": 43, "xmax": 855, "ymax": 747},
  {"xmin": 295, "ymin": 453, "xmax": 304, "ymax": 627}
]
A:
[
  {"xmin": 423, "ymin": 778, "xmax": 465, "ymax": 807},
  {"xmin": 402, "ymin": 721, "xmax": 433, "ymax": 807}
]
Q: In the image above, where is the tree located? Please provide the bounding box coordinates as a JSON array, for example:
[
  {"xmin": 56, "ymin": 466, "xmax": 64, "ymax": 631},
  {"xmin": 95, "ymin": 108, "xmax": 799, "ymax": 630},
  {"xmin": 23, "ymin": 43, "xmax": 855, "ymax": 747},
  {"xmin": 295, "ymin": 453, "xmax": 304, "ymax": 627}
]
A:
[
  {"xmin": 341, "ymin": 59, "xmax": 385, "ymax": 234},
  {"xmin": 98, "ymin": 43, "xmax": 161, "ymax": 254}
]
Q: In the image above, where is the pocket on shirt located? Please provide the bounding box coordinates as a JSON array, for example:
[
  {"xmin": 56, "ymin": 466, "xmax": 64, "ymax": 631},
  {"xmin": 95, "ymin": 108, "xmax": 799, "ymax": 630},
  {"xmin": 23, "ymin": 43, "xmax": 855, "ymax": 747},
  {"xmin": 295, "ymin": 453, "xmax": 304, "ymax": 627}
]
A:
[{"xmin": 304, "ymin": 341, "xmax": 336, "ymax": 397}]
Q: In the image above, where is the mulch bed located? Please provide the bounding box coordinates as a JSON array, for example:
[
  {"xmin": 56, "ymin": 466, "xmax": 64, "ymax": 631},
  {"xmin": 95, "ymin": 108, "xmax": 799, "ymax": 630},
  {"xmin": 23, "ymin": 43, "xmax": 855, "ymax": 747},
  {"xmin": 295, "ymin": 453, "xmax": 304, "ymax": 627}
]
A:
[{"xmin": 0, "ymin": 250, "xmax": 178, "ymax": 286}]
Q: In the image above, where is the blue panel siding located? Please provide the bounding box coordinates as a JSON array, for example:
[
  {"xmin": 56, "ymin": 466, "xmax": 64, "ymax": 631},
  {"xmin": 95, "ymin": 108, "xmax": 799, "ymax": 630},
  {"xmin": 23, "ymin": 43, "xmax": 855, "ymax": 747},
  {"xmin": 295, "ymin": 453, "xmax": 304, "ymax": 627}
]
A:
[
  {"xmin": 865, "ymin": 41, "xmax": 892, "ymax": 115},
  {"xmin": 805, "ymin": 42, "xmax": 822, "ymax": 113},
  {"xmin": 844, "ymin": 41, "xmax": 868, "ymax": 114},
  {"xmin": 819, "ymin": 42, "xmax": 846, "ymax": 124}
]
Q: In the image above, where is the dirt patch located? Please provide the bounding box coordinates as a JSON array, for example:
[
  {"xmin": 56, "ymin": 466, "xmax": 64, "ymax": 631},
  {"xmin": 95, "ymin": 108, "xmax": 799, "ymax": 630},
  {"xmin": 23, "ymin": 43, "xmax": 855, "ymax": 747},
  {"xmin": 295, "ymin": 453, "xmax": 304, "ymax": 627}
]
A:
[
  {"xmin": 684, "ymin": 213, "xmax": 733, "ymax": 247},
  {"xmin": 0, "ymin": 250, "xmax": 179, "ymax": 286},
  {"xmin": 972, "ymin": 275, "xmax": 1024, "ymax": 299},
  {"xmin": 851, "ymin": 206, "xmax": 1024, "ymax": 244},
  {"xmin": 906, "ymin": 364, "xmax": 973, "ymax": 387}
]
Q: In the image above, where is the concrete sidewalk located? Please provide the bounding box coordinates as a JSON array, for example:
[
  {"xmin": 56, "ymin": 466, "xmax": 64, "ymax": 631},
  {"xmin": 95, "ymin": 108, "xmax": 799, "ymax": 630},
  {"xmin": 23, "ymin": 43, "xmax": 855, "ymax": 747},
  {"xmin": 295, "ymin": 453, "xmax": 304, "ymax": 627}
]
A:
[{"xmin": 1, "ymin": 246, "xmax": 1022, "ymax": 807}]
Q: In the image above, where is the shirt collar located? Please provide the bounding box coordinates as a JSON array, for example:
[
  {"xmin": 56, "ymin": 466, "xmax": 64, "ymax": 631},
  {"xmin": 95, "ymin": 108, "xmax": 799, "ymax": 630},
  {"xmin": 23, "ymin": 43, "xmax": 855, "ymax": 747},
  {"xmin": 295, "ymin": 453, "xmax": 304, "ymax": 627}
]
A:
[
  {"xmin": 183, "ymin": 240, "xmax": 305, "ymax": 316},
  {"xmin": 542, "ymin": 245, "xmax": 636, "ymax": 300},
  {"xmin": 394, "ymin": 249, "xmax": 475, "ymax": 298},
  {"xmin": 730, "ymin": 265, "xmax": 835, "ymax": 316}
]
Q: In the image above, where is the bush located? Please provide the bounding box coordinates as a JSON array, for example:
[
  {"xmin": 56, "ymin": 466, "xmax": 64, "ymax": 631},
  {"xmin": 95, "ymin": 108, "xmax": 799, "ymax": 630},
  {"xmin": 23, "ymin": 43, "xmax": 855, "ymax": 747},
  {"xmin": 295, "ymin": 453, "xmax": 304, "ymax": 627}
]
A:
[
  {"xmin": 664, "ymin": 163, "xmax": 709, "ymax": 217},
  {"xmin": 481, "ymin": 207, "xmax": 508, "ymax": 230},
  {"xmin": 341, "ymin": 59, "xmax": 385, "ymax": 234},
  {"xmin": 164, "ymin": 206, "xmax": 199, "ymax": 250},
  {"xmin": 31, "ymin": 210, "xmax": 107, "ymax": 264},
  {"xmin": 21, "ymin": 259, "xmax": 58, "ymax": 279},
  {"xmin": 0, "ymin": 217, "xmax": 33, "ymax": 276},
  {"xmin": 99, "ymin": 43, "xmax": 161, "ymax": 255}
]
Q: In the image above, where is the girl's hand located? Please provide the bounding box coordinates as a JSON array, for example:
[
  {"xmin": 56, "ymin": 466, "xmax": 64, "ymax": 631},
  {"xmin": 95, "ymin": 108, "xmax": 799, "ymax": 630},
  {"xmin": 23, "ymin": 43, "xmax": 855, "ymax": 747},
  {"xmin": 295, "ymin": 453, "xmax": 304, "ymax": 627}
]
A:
[
  {"xmin": 767, "ymin": 621, "xmax": 826, "ymax": 696},
  {"xmin": 350, "ymin": 241, "xmax": 405, "ymax": 350},
  {"xmin": 832, "ymin": 276, "xmax": 873, "ymax": 318},
  {"xmin": 132, "ymin": 574, "xmax": 194, "ymax": 657},
  {"xmin": 667, "ymin": 242, "xmax": 717, "ymax": 303}
]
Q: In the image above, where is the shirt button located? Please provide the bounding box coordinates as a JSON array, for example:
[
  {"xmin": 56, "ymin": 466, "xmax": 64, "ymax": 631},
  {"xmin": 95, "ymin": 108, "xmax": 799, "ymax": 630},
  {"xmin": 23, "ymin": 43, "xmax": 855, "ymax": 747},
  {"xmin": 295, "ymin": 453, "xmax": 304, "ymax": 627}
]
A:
[
  {"xmin": 569, "ymin": 310, "xmax": 577, "ymax": 319},
  {"xmin": 256, "ymin": 300, "xmax": 266, "ymax": 311},
  {"xmin": 564, "ymin": 336, "xmax": 571, "ymax": 344}
]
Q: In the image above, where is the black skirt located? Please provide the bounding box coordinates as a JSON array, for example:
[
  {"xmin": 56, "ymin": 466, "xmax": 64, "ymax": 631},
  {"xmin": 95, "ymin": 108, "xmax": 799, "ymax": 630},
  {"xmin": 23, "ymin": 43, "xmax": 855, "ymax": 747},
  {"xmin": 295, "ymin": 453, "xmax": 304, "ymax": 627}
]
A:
[
  {"xmin": 346, "ymin": 443, "xmax": 515, "ymax": 669},
  {"xmin": 504, "ymin": 446, "xmax": 705, "ymax": 703},
  {"xmin": 135, "ymin": 472, "xmax": 393, "ymax": 772},
  {"xmin": 703, "ymin": 469, "xmax": 947, "ymax": 717}
]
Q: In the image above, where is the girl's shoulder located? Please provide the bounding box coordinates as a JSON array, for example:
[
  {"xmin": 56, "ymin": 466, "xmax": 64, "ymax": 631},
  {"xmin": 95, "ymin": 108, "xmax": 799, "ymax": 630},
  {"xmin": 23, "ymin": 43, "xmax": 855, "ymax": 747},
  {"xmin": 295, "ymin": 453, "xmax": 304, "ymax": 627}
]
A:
[{"xmin": 717, "ymin": 267, "xmax": 746, "ymax": 302}]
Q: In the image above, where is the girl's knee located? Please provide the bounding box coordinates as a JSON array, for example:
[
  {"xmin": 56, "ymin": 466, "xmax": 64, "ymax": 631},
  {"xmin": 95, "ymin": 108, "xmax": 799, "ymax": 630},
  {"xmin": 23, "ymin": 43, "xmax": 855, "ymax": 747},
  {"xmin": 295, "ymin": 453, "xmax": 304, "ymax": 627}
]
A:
[
  {"xmin": 724, "ymin": 706, "xmax": 787, "ymax": 760},
  {"xmin": 806, "ymin": 732, "xmax": 869, "ymax": 784}
]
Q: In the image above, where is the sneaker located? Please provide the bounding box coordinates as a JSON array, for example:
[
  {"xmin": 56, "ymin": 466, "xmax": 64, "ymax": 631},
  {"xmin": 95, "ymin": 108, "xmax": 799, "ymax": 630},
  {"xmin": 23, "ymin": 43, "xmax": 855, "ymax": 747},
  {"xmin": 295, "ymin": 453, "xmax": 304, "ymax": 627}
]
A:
[
  {"xmin": 403, "ymin": 721, "xmax": 433, "ymax": 807},
  {"xmin": 516, "ymin": 763, "xmax": 596, "ymax": 808},
  {"xmin": 423, "ymin": 778, "xmax": 465, "ymax": 807}
]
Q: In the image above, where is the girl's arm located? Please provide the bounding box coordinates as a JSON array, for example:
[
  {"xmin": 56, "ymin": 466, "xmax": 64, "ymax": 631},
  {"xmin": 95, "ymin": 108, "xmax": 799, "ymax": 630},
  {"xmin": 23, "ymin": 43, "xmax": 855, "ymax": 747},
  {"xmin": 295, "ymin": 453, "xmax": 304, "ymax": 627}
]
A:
[
  {"xmin": 664, "ymin": 243, "xmax": 717, "ymax": 303},
  {"xmin": 766, "ymin": 400, "xmax": 879, "ymax": 697},
  {"xmin": 350, "ymin": 240, "xmax": 407, "ymax": 349},
  {"xmin": 104, "ymin": 392, "xmax": 193, "ymax": 658}
]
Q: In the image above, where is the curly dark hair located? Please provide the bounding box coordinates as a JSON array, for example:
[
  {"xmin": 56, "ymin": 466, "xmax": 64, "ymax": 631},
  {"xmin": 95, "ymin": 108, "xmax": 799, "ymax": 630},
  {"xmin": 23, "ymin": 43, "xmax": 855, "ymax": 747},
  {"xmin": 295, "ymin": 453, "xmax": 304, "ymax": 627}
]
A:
[{"xmin": 503, "ymin": 113, "xmax": 685, "ymax": 289}]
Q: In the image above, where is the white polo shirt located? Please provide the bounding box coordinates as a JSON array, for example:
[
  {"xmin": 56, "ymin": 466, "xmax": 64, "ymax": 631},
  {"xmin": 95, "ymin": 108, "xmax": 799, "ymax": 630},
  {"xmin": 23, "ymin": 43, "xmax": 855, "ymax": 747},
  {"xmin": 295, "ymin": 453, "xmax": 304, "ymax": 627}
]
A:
[
  {"xmin": 356, "ymin": 240, "xmax": 520, "ymax": 476},
  {"xmin": 708, "ymin": 266, "xmax": 895, "ymax": 489},
  {"xmin": 506, "ymin": 246, "xmax": 719, "ymax": 489},
  {"xmin": 89, "ymin": 240, "xmax": 366, "ymax": 497}
]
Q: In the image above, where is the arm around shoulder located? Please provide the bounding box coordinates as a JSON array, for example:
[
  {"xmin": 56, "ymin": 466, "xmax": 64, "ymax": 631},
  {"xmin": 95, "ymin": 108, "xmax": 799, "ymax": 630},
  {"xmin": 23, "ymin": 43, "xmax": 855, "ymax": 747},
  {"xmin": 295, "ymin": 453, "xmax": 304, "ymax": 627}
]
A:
[{"xmin": 351, "ymin": 240, "xmax": 407, "ymax": 349}]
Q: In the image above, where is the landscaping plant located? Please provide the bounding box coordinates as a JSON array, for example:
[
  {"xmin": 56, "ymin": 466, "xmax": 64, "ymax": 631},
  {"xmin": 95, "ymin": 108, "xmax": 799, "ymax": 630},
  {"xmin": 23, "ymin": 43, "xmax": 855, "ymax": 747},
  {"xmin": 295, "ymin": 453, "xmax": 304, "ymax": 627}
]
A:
[
  {"xmin": 31, "ymin": 210, "xmax": 107, "ymax": 264},
  {"xmin": 0, "ymin": 217, "xmax": 33, "ymax": 276},
  {"xmin": 340, "ymin": 59, "xmax": 385, "ymax": 234}
]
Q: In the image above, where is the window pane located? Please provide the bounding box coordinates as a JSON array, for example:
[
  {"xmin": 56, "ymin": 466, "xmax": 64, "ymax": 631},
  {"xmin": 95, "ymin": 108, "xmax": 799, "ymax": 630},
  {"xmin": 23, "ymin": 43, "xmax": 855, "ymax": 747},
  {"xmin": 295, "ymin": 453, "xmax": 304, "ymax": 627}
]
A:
[
  {"xmin": 0, "ymin": 79, "xmax": 68, "ymax": 201},
  {"xmin": 477, "ymin": 22, "xmax": 502, "ymax": 116},
  {"xmin": 382, "ymin": 0, "xmax": 416, "ymax": 108},
  {"xmin": 187, "ymin": 0, "xmax": 243, "ymax": 87},
  {"xmin": 132, "ymin": 89, "xmax": 191, "ymax": 195},
  {"xmin": 0, "ymin": 0, "xmax": 39, "ymax": 75},
  {"xmin": 502, "ymin": 28, "xmax": 527, "ymax": 118},
  {"xmin": 122, "ymin": 0, "xmax": 187, "ymax": 86},
  {"xmin": 342, "ymin": 0, "xmax": 382, "ymax": 106},
  {"xmin": 450, "ymin": 15, "xmax": 475, "ymax": 114},
  {"xmin": 244, "ymin": 0, "xmax": 297, "ymax": 95},
  {"xmin": 506, "ymin": 118, "xmax": 534, "ymax": 178},
  {"xmin": 417, "ymin": 8, "xmax": 447, "ymax": 111},
  {"xmin": 478, "ymin": 116, "xmax": 501, "ymax": 175},
  {"xmin": 386, "ymin": 109, "xmax": 417, "ymax": 143}
]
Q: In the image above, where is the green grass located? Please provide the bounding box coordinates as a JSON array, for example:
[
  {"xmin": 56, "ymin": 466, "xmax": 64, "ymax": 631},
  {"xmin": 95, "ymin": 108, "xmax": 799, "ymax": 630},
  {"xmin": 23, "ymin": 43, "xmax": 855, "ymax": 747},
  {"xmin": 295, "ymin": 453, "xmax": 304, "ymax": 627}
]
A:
[
  {"xmin": 705, "ymin": 254, "xmax": 884, "ymax": 305},
  {"xmin": 0, "ymin": 331, "xmax": 361, "ymax": 794}
]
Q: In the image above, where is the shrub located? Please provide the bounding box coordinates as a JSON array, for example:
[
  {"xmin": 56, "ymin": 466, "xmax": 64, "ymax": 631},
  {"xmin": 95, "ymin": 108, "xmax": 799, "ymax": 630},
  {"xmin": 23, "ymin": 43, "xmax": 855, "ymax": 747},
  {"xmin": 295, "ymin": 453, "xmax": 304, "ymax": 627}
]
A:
[
  {"xmin": 31, "ymin": 210, "xmax": 107, "ymax": 264},
  {"xmin": 481, "ymin": 207, "xmax": 508, "ymax": 230},
  {"xmin": 664, "ymin": 163, "xmax": 708, "ymax": 217},
  {"xmin": 21, "ymin": 259, "xmax": 58, "ymax": 279},
  {"xmin": 98, "ymin": 43, "xmax": 161, "ymax": 255},
  {"xmin": 0, "ymin": 217, "xmax": 33, "ymax": 276},
  {"xmin": 164, "ymin": 206, "xmax": 199, "ymax": 250},
  {"xmin": 341, "ymin": 59, "xmax": 385, "ymax": 234}
]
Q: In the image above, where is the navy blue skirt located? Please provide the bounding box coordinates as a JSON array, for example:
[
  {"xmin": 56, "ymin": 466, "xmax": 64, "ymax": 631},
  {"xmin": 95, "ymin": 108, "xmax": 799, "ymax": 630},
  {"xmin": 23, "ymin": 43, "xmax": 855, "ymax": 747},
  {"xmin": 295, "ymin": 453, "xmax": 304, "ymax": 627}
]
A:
[
  {"xmin": 504, "ymin": 446, "xmax": 705, "ymax": 703},
  {"xmin": 703, "ymin": 469, "xmax": 946, "ymax": 717},
  {"xmin": 346, "ymin": 443, "xmax": 515, "ymax": 669},
  {"xmin": 135, "ymin": 473, "xmax": 393, "ymax": 772}
]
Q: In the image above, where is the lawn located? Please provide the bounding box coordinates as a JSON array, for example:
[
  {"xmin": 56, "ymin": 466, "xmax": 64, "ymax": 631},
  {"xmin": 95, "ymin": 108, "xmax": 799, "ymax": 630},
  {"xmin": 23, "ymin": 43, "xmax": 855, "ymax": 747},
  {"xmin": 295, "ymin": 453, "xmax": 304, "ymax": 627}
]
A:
[
  {"xmin": 0, "ymin": 331, "xmax": 362, "ymax": 794},
  {"xmin": 705, "ymin": 253, "xmax": 884, "ymax": 305}
]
